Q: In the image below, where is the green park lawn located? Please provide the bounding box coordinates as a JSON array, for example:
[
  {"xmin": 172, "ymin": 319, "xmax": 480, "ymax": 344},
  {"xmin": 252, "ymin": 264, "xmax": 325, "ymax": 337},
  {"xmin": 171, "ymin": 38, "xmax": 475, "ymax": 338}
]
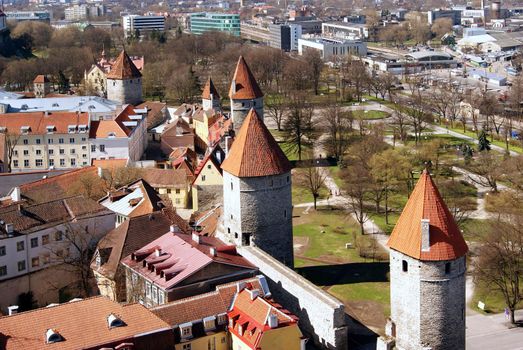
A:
[{"xmin": 352, "ymin": 109, "xmax": 390, "ymax": 120}]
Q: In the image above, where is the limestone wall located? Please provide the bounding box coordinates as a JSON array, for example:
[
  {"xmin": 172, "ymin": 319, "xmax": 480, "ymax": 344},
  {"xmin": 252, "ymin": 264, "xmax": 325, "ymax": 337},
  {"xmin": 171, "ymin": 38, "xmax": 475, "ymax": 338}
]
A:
[
  {"xmin": 222, "ymin": 171, "xmax": 294, "ymax": 267},
  {"xmin": 107, "ymin": 78, "xmax": 142, "ymax": 105},
  {"xmin": 390, "ymin": 249, "xmax": 466, "ymax": 350},
  {"xmin": 230, "ymin": 96, "xmax": 263, "ymax": 132},
  {"xmin": 238, "ymin": 246, "xmax": 348, "ymax": 350}
]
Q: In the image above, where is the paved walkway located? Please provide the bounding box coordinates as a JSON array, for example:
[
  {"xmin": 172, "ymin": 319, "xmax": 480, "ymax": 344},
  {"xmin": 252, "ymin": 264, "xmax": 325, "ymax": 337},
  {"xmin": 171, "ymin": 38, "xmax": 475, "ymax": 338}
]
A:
[{"xmin": 467, "ymin": 310, "xmax": 523, "ymax": 350}]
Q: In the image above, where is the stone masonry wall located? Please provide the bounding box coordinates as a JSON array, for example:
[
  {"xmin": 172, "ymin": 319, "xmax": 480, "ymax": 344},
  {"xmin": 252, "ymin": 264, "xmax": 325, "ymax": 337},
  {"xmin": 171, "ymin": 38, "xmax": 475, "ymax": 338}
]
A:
[
  {"xmin": 419, "ymin": 256, "xmax": 466, "ymax": 350},
  {"xmin": 390, "ymin": 249, "xmax": 466, "ymax": 350},
  {"xmin": 238, "ymin": 246, "xmax": 348, "ymax": 350},
  {"xmin": 222, "ymin": 171, "xmax": 294, "ymax": 267},
  {"xmin": 230, "ymin": 96, "xmax": 263, "ymax": 133},
  {"xmin": 107, "ymin": 78, "xmax": 142, "ymax": 105}
]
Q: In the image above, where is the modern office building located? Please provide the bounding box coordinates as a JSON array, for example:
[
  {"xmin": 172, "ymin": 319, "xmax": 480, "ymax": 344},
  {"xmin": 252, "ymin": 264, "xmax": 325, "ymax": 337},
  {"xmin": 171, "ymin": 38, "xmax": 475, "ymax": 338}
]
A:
[
  {"xmin": 322, "ymin": 22, "xmax": 370, "ymax": 40},
  {"xmin": 269, "ymin": 23, "xmax": 302, "ymax": 51},
  {"xmin": 5, "ymin": 11, "xmax": 51, "ymax": 23},
  {"xmin": 298, "ymin": 37, "xmax": 367, "ymax": 60},
  {"xmin": 427, "ymin": 9, "xmax": 462, "ymax": 25},
  {"xmin": 189, "ymin": 12, "xmax": 240, "ymax": 36},
  {"xmin": 122, "ymin": 15, "xmax": 165, "ymax": 38}
]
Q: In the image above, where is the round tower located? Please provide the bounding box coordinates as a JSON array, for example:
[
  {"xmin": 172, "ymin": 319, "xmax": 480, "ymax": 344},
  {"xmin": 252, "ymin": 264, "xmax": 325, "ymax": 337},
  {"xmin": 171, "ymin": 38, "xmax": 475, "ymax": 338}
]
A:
[
  {"xmin": 229, "ymin": 56, "xmax": 264, "ymax": 134},
  {"xmin": 387, "ymin": 170, "xmax": 468, "ymax": 350},
  {"xmin": 202, "ymin": 77, "xmax": 221, "ymax": 111},
  {"xmin": 219, "ymin": 109, "xmax": 293, "ymax": 267},
  {"xmin": 106, "ymin": 50, "xmax": 142, "ymax": 105}
]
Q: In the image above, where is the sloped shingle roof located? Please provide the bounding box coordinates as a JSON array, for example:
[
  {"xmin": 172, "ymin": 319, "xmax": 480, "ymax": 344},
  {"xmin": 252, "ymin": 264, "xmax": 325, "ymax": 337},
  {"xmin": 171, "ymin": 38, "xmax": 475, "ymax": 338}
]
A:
[
  {"xmin": 229, "ymin": 56, "xmax": 263, "ymax": 100},
  {"xmin": 202, "ymin": 77, "xmax": 220, "ymax": 100},
  {"xmin": 106, "ymin": 50, "xmax": 142, "ymax": 80},
  {"xmin": 221, "ymin": 109, "xmax": 291, "ymax": 177},
  {"xmin": 387, "ymin": 170, "xmax": 468, "ymax": 261}
]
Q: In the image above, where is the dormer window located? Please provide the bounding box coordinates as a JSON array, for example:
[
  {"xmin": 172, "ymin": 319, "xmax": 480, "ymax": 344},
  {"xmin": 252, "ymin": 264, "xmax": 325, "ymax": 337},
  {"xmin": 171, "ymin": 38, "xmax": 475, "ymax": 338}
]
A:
[
  {"xmin": 0, "ymin": 126, "xmax": 6, "ymax": 132},
  {"xmin": 108, "ymin": 132, "xmax": 116, "ymax": 138},
  {"xmin": 52, "ymin": 103, "xmax": 59, "ymax": 107},
  {"xmin": 21, "ymin": 104, "xmax": 28, "ymax": 110},
  {"xmin": 88, "ymin": 105, "xmax": 96, "ymax": 110},
  {"xmin": 68, "ymin": 125, "xmax": 76, "ymax": 133},
  {"xmin": 203, "ymin": 316, "xmax": 216, "ymax": 331},
  {"xmin": 107, "ymin": 314, "xmax": 126, "ymax": 328},
  {"xmin": 179, "ymin": 322, "xmax": 193, "ymax": 339},
  {"xmin": 46, "ymin": 125, "xmax": 55, "ymax": 133},
  {"xmin": 78, "ymin": 125, "xmax": 87, "ymax": 133},
  {"xmin": 46, "ymin": 329, "xmax": 63, "ymax": 344},
  {"xmin": 20, "ymin": 126, "xmax": 30, "ymax": 134},
  {"xmin": 217, "ymin": 313, "xmax": 227, "ymax": 325}
]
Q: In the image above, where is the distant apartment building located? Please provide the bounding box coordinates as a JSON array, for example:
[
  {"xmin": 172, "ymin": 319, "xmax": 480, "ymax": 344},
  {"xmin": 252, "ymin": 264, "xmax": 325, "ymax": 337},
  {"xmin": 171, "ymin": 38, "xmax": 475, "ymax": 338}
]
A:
[
  {"xmin": 65, "ymin": 5, "xmax": 88, "ymax": 21},
  {"xmin": 427, "ymin": 9, "xmax": 462, "ymax": 25},
  {"xmin": 298, "ymin": 37, "xmax": 367, "ymax": 60},
  {"xmin": 289, "ymin": 19, "xmax": 321, "ymax": 34},
  {"xmin": 189, "ymin": 12, "xmax": 240, "ymax": 36},
  {"xmin": 123, "ymin": 14, "xmax": 165, "ymax": 38},
  {"xmin": 241, "ymin": 21, "xmax": 301, "ymax": 51},
  {"xmin": 322, "ymin": 22, "xmax": 370, "ymax": 40},
  {"xmin": 5, "ymin": 10, "xmax": 51, "ymax": 23}
]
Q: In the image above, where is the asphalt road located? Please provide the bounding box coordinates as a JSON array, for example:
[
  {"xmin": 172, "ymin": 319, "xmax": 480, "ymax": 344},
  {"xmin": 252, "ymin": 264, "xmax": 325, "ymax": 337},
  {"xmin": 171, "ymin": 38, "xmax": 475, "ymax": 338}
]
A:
[{"xmin": 466, "ymin": 310, "xmax": 523, "ymax": 350}]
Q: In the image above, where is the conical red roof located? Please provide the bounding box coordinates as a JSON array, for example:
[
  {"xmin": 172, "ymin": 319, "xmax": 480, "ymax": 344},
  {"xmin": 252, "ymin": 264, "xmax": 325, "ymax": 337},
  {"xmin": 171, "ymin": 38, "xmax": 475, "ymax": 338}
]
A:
[
  {"xmin": 107, "ymin": 50, "xmax": 142, "ymax": 80},
  {"xmin": 221, "ymin": 109, "xmax": 291, "ymax": 177},
  {"xmin": 202, "ymin": 77, "xmax": 220, "ymax": 100},
  {"xmin": 229, "ymin": 56, "xmax": 263, "ymax": 100},
  {"xmin": 387, "ymin": 170, "xmax": 468, "ymax": 261}
]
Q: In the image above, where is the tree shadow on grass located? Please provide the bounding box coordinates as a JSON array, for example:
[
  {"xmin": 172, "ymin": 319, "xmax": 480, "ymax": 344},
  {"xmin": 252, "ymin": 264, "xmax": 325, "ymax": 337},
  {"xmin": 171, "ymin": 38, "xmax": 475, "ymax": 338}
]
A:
[{"xmin": 296, "ymin": 262, "xmax": 389, "ymax": 286}]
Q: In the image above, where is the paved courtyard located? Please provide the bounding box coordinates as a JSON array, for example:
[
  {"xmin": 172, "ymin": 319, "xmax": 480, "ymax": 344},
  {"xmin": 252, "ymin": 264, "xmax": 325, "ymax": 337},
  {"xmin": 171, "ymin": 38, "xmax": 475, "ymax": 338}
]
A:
[{"xmin": 466, "ymin": 310, "xmax": 523, "ymax": 350}]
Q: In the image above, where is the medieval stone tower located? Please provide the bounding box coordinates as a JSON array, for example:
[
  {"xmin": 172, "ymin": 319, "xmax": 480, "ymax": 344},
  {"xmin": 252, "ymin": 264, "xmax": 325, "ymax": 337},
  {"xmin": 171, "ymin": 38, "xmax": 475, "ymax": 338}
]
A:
[
  {"xmin": 106, "ymin": 50, "xmax": 143, "ymax": 105},
  {"xmin": 229, "ymin": 56, "xmax": 264, "ymax": 134},
  {"xmin": 33, "ymin": 75, "xmax": 51, "ymax": 98},
  {"xmin": 202, "ymin": 77, "xmax": 221, "ymax": 111},
  {"xmin": 386, "ymin": 170, "xmax": 468, "ymax": 350},
  {"xmin": 219, "ymin": 108, "xmax": 294, "ymax": 267}
]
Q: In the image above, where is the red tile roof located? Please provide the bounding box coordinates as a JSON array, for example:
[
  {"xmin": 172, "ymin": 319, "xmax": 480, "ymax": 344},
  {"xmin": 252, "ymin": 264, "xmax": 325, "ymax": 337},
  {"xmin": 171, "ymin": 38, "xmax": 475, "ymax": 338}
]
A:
[
  {"xmin": 228, "ymin": 288, "xmax": 298, "ymax": 349},
  {"xmin": 151, "ymin": 277, "xmax": 265, "ymax": 327},
  {"xmin": 221, "ymin": 109, "xmax": 291, "ymax": 177},
  {"xmin": 88, "ymin": 105, "xmax": 136, "ymax": 138},
  {"xmin": 0, "ymin": 112, "xmax": 89, "ymax": 135},
  {"xmin": 33, "ymin": 75, "xmax": 49, "ymax": 83},
  {"xmin": 229, "ymin": 56, "xmax": 264, "ymax": 100},
  {"xmin": 106, "ymin": 50, "xmax": 142, "ymax": 80},
  {"xmin": 0, "ymin": 296, "xmax": 172, "ymax": 350},
  {"xmin": 92, "ymin": 159, "xmax": 128, "ymax": 169},
  {"xmin": 387, "ymin": 170, "xmax": 469, "ymax": 261},
  {"xmin": 202, "ymin": 77, "xmax": 220, "ymax": 100}
]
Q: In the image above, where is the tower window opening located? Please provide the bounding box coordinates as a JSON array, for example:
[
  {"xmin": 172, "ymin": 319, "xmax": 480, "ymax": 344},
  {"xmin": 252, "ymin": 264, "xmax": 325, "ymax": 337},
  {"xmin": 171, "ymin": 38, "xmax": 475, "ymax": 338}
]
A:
[
  {"xmin": 234, "ymin": 232, "xmax": 238, "ymax": 239},
  {"xmin": 445, "ymin": 262, "xmax": 451, "ymax": 274},
  {"xmin": 231, "ymin": 182, "xmax": 233, "ymax": 191},
  {"xmin": 284, "ymin": 210, "xmax": 287, "ymax": 218},
  {"xmin": 227, "ymin": 228, "xmax": 231, "ymax": 234},
  {"xmin": 402, "ymin": 260, "xmax": 408, "ymax": 272},
  {"xmin": 242, "ymin": 233, "xmax": 251, "ymax": 246}
]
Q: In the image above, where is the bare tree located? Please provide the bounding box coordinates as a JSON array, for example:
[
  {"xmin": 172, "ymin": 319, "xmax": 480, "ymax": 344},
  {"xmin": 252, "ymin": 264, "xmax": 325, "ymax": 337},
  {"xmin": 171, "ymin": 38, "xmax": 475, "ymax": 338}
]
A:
[
  {"xmin": 266, "ymin": 89, "xmax": 288, "ymax": 131},
  {"xmin": 474, "ymin": 216, "xmax": 523, "ymax": 325},
  {"xmin": 303, "ymin": 49, "xmax": 324, "ymax": 95},
  {"xmin": 1, "ymin": 131, "xmax": 21, "ymax": 173},
  {"xmin": 283, "ymin": 94, "xmax": 316, "ymax": 161},
  {"xmin": 342, "ymin": 163, "xmax": 372, "ymax": 235},
  {"xmin": 321, "ymin": 104, "xmax": 353, "ymax": 162},
  {"xmin": 299, "ymin": 160, "xmax": 327, "ymax": 210},
  {"xmin": 468, "ymin": 152, "xmax": 503, "ymax": 192}
]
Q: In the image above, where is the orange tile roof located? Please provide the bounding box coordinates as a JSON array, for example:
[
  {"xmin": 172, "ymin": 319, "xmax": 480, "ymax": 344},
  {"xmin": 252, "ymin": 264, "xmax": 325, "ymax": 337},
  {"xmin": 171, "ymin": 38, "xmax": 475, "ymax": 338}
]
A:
[
  {"xmin": 221, "ymin": 109, "xmax": 291, "ymax": 177},
  {"xmin": 387, "ymin": 170, "xmax": 468, "ymax": 261},
  {"xmin": 229, "ymin": 56, "xmax": 264, "ymax": 100},
  {"xmin": 0, "ymin": 112, "xmax": 89, "ymax": 135},
  {"xmin": 33, "ymin": 75, "xmax": 49, "ymax": 83},
  {"xmin": 202, "ymin": 77, "xmax": 220, "ymax": 100},
  {"xmin": 106, "ymin": 50, "xmax": 142, "ymax": 80},
  {"xmin": 92, "ymin": 159, "xmax": 128, "ymax": 169},
  {"xmin": 0, "ymin": 296, "xmax": 171, "ymax": 350},
  {"xmin": 228, "ymin": 288, "xmax": 298, "ymax": 349}
]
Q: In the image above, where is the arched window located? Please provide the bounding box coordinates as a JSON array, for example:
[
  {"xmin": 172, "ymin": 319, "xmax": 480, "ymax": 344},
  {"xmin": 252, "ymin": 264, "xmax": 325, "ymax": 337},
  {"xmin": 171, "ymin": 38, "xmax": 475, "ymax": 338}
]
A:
[{"xmin": 402, "ymin": 260, "xmax": 408, "ymax": 272}]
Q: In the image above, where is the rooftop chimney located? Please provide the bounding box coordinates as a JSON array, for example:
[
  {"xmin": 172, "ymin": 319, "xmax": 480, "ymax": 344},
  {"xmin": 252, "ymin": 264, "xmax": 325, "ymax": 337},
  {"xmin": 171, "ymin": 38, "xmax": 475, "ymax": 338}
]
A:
[
  {"xmin": 170, "ymin": 224, "xmax": 179, "ymax": 233},
  {"xmin": 97, "ymin": 167, "xmax": 103, "ymax": 178},
  {"xmin": 421, "ymin": 219, "xmax": 430, "ymax": 252},
  {"xmin": 7, "ymin": 305, "xmax": 18, "ymax": 315},
  {"xmin": 236, "ymin": 281, "xmax": 246, "ymax": 293},
  {"xmin": 155, "ymin": 248, "xmax": 162, "ymax": 257},
  {"xmin": 5, "ymin": 223, "xmax": 14, "ymax": 236},
  {"xmin": 267, "ymin": 313, "xmax": 278, "ymax": 328},
  {"xmin": 210, "ymin": 247, "xmax": 217, "ymax": 257},
  {"xmin": 247, "ymin": 289, "xmax": 260, "ymax": 300},
  {"xmin": 10, "ymin": 187, "xmax": 21, "ymax": 202},
  {"xmin": 192, "ymin": 232, "xmax": 201, "ymax": 244}
]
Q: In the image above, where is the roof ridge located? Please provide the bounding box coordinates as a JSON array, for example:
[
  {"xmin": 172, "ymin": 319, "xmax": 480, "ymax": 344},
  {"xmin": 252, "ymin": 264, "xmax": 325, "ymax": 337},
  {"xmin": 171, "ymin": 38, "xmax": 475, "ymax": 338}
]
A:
[{"xmin": 0, "ymin": 296, "xmax": 105, "ymax": 319}]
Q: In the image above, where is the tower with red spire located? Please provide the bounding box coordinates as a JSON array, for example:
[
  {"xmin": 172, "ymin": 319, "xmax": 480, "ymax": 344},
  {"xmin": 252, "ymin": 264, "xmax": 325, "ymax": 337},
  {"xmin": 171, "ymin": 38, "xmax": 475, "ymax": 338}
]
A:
[
  {"xmin": 386, "ymin": 170, "xmax": 468, "ymax": 350},
  {"xmin": 229, "ymin": 56, "xmax": 264, "ymax": 134},
  {"xmin": 220, "ymin": 109, "xmax": 293, "ymax": 267},
  {"xmin": 106, "ymin": 50, "xmax": 143, "ymax": 105}
]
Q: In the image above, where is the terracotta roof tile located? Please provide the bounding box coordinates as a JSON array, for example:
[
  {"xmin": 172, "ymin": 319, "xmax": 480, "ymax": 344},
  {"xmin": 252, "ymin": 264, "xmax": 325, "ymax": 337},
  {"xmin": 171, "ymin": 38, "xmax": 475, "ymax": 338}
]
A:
[
  {"xmin": 141, "ymin": 168, "xmax": 188, "ymax": 187},
  {"xmin": 221, "ymin": 109, "xmax": 291, "ymax": 177},
  {"xmin": 387, "ymin": 170, "xmax": 469, "ymax": 261},
  {"xmin": 151, "ymin": 277, "xmax": 265, "ymax": 326},
  {"xmin": 91, "ymin": 159, "xmax": 128, "ymax": 169},
  {"xmin": 106, "ymin": 50, "xmax": 142, "ymax": 80},
  {"xmin": 229, "ymin": 56, "xmax": 264, "ymax": 100},
  {"xmin": 33, "ymin": 75, "xmax": 49, "ymax": 83},
  {"xmin": 202, "ymin": 77, "xmax": 221, "ymax": 100},
  {"xmin": 0, "ymin": 296, "xmax": 171, "ymax": 350},
  {"xmin": 0, "ymin": 112, "xmax": 89, "ymax": 135}
]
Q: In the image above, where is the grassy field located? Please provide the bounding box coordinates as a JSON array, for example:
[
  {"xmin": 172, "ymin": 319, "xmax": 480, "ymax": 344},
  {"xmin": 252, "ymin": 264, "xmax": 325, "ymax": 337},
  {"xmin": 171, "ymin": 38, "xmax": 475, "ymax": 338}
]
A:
[
  {"xmin": 352, "ymin": 109, "xmax": 390, "ymax": 120},
  {"xmin": 447, "ymin": 125, "xmax": 523, "ymax": 154},
  {"xmin": 371, "ymin": 212, "xmax": 400, "ymax": 235},
  {"xmin": 328, "ymin": 166, "xmax": 344, "ymax": 189},
  {"xmin": 471, "ymin": 280, "xmax": 523, "ymax": 314}
]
